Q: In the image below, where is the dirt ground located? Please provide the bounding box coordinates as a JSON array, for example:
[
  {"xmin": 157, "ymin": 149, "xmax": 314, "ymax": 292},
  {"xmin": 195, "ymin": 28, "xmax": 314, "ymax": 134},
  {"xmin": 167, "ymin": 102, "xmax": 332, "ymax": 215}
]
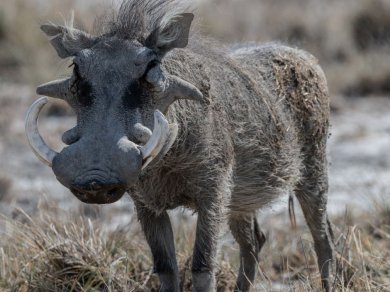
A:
[{"xmin": 328, "ymin": 96, "xmax": 390, "ymax": 213}]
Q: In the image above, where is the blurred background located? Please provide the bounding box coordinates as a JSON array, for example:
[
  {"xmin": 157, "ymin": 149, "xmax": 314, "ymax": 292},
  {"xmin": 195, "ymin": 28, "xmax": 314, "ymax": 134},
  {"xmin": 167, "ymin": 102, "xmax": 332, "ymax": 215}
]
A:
[
  {"xmin": 1, "ymin": 0, "xmax": 389, "ymax": 218},
  {"xmin": 0, "ymin": 0, "xmax": 389, "ymax": 289}
]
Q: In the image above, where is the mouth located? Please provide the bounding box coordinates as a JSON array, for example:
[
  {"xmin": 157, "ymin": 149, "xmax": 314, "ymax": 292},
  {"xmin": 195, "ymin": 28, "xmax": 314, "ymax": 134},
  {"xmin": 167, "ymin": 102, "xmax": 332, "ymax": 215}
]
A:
[{"xmin": 70, "ymin": 187, "xmax": 126, "ymax": 204}]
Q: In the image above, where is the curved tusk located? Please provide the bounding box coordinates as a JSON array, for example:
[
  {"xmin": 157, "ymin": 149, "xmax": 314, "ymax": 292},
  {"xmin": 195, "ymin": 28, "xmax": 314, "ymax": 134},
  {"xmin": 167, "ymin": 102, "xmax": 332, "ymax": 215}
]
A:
[
  {"xmin": 25, "ymin": 97, "xmax": 58, "ymax": 166},
  {"xmin": 140, "ymin": 110, "xmax": 170, "ymax": 169}
]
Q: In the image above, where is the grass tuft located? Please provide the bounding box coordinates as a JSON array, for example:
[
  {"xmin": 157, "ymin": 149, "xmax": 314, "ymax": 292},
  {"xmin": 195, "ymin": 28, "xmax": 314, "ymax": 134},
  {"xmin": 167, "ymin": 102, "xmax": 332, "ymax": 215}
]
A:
[{"xmin": 1, "ymin": 204, "xmax": 390, "ymax": 291}]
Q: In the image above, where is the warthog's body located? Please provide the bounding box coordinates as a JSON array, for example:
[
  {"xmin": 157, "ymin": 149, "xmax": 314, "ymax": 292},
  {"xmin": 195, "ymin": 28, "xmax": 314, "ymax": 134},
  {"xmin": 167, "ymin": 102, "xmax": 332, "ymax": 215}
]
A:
[
  {"xmin": 26, "ymin": 1, "xmax": 334, "ymax": 291},
  {"xmin": 133, "ymin": 43, "xmax": 334, "ymax": 291},
  {"xmin": 136, "ymin": 43, "xmax": 328, "ymax": 215}
]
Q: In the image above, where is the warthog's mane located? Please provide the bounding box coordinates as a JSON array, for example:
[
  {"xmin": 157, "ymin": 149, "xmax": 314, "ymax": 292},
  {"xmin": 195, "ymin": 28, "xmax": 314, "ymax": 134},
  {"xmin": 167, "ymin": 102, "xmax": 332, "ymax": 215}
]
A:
[
  {"xmin": 55, "ymin": 0, "xmax": 221, "ymax": 63},
  {"xmin": 97, "ymin": 0, "xmax": 195, "ymax": 44}
]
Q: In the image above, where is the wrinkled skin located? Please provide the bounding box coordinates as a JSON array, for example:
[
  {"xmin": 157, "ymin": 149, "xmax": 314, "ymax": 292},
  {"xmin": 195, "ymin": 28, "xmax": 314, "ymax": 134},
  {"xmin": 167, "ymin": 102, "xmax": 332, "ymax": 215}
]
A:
[
  {"xmin": 52, "ymin": 39, "xmax": 154, "ymax": 203},
  {"xmin": 26, "ymin": 7, "xmax": 335, "ymax": 292}
]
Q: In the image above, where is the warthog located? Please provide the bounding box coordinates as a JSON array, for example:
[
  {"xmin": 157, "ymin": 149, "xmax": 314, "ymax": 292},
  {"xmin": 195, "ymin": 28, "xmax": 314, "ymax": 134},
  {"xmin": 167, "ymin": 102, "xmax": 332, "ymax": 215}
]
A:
[{"xmin": 25, "ymin": 0, "xmax": 334, "ymax": 291}]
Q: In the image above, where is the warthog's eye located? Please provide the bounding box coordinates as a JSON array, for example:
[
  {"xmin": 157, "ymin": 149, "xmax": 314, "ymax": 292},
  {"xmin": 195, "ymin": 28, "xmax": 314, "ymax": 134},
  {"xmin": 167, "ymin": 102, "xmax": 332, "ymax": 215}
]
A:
[
  {"xmin": 69, "ymin": 62, "xmax": 93, "ymax": 106},
  {"xmin": 123, "ymin": 80, "xmax": 145, "ymax": 109},
  {"xmin": 121, "ymin": 60, "xmax": 160, "ymax": 109}
]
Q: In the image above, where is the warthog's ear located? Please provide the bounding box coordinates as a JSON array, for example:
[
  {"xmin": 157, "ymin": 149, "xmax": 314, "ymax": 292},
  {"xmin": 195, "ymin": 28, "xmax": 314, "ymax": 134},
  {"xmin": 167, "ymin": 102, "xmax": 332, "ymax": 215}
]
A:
[
  {"xmin": 145, "ymin": 13, "xmax": 194, "ymax": 57},
  {"xmin": 41, "ymin": 23, "xmax": 97, "ymax": 58}
]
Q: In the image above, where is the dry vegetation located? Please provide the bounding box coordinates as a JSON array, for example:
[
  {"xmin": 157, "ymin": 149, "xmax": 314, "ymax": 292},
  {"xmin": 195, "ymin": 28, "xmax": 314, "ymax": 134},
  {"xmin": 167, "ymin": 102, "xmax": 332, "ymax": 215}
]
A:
[
  {"xmin": 1, "ymin": 202, "xmax": 390, "ymax": 291},
  {"xmin": 0, "ymin": 205, "xmax": 236, "ymax": 292},
  {"xmin": 0, "ymin": 0, "xmax": 389, "ymax": 291}
]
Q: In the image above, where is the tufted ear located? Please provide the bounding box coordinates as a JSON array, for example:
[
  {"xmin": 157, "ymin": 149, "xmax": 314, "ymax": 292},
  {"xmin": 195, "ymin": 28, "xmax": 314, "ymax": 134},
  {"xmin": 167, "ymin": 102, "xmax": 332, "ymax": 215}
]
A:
[
  {"xmin": 145, "ymin": 13, "xmax": 194, "ymax": 57},
  {"xmin": 41, "ymin": 23, "xmax": 97, "ymax": 58}
]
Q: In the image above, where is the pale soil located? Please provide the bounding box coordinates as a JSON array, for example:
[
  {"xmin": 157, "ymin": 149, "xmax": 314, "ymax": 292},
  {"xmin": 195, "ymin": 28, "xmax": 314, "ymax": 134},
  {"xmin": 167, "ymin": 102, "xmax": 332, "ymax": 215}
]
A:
[{"xmin": 328, "ymin": 96, "xmax": 390, "ymax": 213}]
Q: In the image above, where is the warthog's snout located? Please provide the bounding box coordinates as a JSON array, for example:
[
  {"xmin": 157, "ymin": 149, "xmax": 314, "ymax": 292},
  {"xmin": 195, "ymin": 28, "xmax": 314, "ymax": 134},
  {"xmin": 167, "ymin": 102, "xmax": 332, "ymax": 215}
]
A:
[
  {"xmin": 51, "ymin": 134, "xmax": 142, "ymax": 204},
  {"xmin": 25, "ymin": 97, "xmax": 171, "ymax": 204}
]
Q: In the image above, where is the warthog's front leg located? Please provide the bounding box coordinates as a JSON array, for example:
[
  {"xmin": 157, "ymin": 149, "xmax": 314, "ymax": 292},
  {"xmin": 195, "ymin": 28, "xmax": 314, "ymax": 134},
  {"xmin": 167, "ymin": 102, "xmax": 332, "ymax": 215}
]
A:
[
  {"xmin": 192, "ymin": 202, "xmax": 223, "ymax": 292},
  {"xmin": 136, "ymin": 205, "xmax": 179, "ymax": 292}
]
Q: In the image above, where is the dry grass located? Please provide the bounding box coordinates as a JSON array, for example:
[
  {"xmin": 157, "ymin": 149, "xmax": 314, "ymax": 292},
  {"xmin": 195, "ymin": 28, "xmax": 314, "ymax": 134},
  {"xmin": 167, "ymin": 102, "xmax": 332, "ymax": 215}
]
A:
[
  {"xmin": 0, "ymin": 205, "xmax": 236, "ymax": 292},
  {"xmin": 1, "ymin": 202, "xmax": 390, "ymax": 291}
]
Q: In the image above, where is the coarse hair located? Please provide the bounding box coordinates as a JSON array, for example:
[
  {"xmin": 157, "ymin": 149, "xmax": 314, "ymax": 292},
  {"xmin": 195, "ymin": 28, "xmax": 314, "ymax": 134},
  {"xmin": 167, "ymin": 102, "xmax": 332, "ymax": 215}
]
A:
[{"xmin": 98, "ymin": 0, "xmax": 195, "ymax": 44}]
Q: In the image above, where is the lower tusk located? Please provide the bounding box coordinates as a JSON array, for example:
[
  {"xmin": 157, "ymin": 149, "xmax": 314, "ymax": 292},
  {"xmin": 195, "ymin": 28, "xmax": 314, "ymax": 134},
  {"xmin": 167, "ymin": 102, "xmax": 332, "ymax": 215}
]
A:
[
  {"xmin": 140, "ymin": 110, "xmax": 170, "ymax": 170},
  {"xmin": 25, "ymin": 97, "xmax": 58, "ymax": 167}
]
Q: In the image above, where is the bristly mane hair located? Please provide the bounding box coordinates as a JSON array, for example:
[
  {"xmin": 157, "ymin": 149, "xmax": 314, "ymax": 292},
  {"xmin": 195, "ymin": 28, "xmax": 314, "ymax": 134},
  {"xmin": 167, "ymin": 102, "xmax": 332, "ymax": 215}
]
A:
[{"xmin": 101, "ymin": 0, "xmax": 194, "ymax": 44}]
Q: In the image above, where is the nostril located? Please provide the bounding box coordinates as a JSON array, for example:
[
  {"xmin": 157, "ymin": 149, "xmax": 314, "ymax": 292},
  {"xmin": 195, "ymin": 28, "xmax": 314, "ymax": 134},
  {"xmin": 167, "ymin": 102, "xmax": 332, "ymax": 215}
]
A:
[
  {"xmin": 72, "ymin": 180, "xmax": 105, "ymax": 191},
  {"xmin": 107, "ymin": 186, "xmax": 125, "ymax": 197},
  {"xmin": 71, "ymin": 178, "xmax": 124, "ymax": 195},
  {"xmin": 70, "ymin": 184, "xmax": 125, "ymax": 204},
  {"xmin": 83, "ymin": 181, "xmax": 123, "ymax": 193}
]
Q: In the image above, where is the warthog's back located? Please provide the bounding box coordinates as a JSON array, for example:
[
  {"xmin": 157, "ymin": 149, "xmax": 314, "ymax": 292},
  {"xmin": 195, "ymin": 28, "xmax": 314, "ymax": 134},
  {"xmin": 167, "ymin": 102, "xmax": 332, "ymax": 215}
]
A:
[{"xmin": 230, "ymin": 43, "xmax": 330, "ymax": 140}]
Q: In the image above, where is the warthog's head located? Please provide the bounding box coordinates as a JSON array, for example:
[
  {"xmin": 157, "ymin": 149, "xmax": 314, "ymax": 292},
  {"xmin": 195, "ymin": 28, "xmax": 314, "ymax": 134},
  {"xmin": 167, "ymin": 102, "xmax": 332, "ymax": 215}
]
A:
[{"xmin": 25, "ymin": 12, "xmax": 203, "ymax": 204}]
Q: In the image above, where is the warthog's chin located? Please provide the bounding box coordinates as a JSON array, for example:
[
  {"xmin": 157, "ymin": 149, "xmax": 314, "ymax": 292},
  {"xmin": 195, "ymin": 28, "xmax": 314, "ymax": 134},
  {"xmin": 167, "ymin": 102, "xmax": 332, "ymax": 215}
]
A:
[{"xmin": 70, "ymin": 187, "xmax": 126, "ymax": 204}]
